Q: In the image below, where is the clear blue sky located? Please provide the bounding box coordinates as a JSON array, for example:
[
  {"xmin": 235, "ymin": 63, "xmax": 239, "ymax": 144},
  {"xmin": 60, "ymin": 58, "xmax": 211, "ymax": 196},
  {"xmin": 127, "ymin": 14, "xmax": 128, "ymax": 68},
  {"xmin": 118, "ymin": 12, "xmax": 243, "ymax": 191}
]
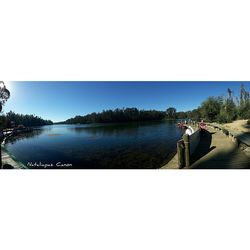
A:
[{"xmin": 5, "ymin": 81, "xmax": 250, "ymax": 122}]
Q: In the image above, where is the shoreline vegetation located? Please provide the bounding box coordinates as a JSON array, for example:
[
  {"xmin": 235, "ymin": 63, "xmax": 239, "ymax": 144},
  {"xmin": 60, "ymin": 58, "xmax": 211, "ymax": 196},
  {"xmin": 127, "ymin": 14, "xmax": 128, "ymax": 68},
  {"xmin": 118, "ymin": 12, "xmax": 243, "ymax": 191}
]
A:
[
  {"xmin": 59, "ymin": 108, "xmax": 166, "ymax": 124},
  {"xmin": 0, "ymin": 111, "xmax": 53, "ymax": 128}
]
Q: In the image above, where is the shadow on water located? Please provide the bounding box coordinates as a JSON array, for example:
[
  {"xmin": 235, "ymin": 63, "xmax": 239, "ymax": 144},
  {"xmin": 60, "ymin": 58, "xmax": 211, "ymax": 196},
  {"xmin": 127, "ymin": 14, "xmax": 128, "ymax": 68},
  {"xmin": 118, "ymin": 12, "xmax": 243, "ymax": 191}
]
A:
[
  {"xmin": 191, "ymin": 130, "xmax": 216, "ymax": 164},
  {"xmin": 66, "ymin": 121, "xmax": 176, "ymax": 137}
]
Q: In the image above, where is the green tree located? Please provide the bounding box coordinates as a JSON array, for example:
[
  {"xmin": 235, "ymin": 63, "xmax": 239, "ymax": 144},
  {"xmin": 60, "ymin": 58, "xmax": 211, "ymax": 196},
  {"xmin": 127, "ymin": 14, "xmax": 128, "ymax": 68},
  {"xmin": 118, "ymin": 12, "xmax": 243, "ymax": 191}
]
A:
[
  {"xmin": 217, "ymin": 88, "xmax": 238, "ymax": 123},
  {"xmin": 200, "ymin": 96, "xmax": 223, "ymax": 122},
  {"xmin": 166, "ymin": 107, "xmax": 177, "ymax": 120},
  {"xmin": 217, "ymin": 99, "xmax": 237, "ymax": 123},
  {"xmin": 190, "ymin": 108, "xmax": 201, "ymax": 121},
  {"xmin": 65, "ymin": 108, "xmax": 165, "ymax": 124},
  {"xmin": 238, "ymin": 83, "xmax": 250, "ymax": 119},
  {"xmin": 2, "ymin": 111, "xmax": 53, "ymax": 127}
]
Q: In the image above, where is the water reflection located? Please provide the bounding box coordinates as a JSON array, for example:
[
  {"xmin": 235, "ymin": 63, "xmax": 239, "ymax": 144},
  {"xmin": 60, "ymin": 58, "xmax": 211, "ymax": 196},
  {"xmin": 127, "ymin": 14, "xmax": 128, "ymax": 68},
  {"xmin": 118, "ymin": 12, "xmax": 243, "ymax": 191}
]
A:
[
  {"xmin": 67, "ymin": 121, "xmax": 174, "ymax": 137},
  {"xmin": 71, "ymin": 125, "xmax": 140, "ymax": 136}
]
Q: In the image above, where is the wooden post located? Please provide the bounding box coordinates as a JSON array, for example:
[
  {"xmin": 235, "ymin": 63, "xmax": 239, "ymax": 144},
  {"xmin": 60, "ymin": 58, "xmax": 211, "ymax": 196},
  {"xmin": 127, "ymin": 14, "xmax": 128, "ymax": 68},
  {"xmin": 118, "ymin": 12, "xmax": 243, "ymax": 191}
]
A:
[
  {"xmin": 177, "ymin": 141, "xmax": 184, "ymax": 168},
  {"xmin": 183, "ymin": 134, "xmax": 190, "ymax": 167},
  {"xmin": 0, "ymin": 129, "xmax": 3, "ymax": 168}
]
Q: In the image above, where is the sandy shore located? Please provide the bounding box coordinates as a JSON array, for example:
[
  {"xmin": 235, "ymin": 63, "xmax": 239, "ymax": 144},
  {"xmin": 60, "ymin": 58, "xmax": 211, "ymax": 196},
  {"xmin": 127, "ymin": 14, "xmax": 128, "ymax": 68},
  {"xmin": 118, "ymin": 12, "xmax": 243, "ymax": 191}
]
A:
[{"xmin": 222, "ymin": 120, "xmax": 250, "ymax": 133}]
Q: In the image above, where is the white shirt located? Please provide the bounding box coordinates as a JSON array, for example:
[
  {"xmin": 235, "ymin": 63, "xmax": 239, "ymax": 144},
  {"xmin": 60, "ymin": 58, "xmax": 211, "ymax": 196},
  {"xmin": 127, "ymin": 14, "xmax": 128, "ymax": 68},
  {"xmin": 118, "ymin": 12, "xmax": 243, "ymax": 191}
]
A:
[{"xmin": 185, "ymin": 126, "xmax": 194, "ymax": 135}]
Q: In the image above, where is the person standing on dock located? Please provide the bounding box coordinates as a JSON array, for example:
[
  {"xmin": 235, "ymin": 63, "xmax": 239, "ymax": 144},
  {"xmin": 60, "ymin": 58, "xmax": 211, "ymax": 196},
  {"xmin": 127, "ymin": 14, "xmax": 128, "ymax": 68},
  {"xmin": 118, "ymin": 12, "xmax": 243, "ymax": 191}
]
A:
[
  {"xmin": 199, "ymin": 120, "xmax": 207, "ymax": 134},
  {"xmin": 185, "ymin": 125, "xmax": 194, "ymax": 135}
]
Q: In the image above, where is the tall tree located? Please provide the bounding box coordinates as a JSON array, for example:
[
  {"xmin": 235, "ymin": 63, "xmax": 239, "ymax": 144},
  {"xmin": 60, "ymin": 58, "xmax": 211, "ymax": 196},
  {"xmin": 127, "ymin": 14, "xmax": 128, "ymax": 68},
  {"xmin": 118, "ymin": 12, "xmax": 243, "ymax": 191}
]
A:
[
  {"xmin": 227, "ymin": 88, "xmax": 233, "ymax": 100},
  {"xmin": 166, "ymin": 107, "xmax": 177, "ymax": 120}
]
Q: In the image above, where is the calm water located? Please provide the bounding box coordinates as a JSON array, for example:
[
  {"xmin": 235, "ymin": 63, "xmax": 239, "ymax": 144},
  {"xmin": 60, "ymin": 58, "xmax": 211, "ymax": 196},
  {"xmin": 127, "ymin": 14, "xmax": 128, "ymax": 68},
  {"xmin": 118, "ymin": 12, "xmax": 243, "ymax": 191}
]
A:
[{"xmin": 5, "ymin": 121, "xmax": 183, "ymax": 169}]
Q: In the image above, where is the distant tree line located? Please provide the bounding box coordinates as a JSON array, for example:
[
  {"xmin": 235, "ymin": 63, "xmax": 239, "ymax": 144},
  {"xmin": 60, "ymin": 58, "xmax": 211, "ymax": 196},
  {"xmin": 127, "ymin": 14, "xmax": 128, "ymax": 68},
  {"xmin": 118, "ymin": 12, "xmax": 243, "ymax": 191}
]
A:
[
  {"xmin": 64, "ymin": 84, "xmax": 250, "ymax": 125},
  {"xmin": 0, "ymin": 111, "xmax": 53, "ymax": 128},
  {"xmin": 65, "ymin": 108, "xmax": 166, "ymax": 124},
  {"xmin": 172, "ymin": 83, "xmax": 250, "ymax": 123}
]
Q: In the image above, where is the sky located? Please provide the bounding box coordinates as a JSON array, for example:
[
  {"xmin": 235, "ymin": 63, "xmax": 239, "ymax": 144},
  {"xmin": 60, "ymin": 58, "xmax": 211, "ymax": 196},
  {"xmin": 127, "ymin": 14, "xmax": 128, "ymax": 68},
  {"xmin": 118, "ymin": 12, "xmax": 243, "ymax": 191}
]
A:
[{"xmin": 4, "ymin": 81, "xmax": 250, "ymax": 122}]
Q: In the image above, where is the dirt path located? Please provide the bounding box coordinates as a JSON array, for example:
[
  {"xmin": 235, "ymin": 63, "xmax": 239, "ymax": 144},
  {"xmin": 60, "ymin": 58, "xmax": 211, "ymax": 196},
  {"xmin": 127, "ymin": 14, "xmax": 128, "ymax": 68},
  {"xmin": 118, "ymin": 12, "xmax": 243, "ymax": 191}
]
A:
[{"xmin": 222, "ymin": 120, "xmax": 250, "ymax": 133}]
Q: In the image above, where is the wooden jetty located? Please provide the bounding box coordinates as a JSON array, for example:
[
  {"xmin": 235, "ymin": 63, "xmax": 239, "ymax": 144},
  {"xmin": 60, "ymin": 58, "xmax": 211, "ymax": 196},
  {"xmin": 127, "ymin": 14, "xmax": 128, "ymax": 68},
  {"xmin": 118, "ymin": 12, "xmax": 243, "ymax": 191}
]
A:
[
  {"xmin": 162, "ymin": 126, "xmax": 250, "ymax": 169},
  {"xmin": 190, "ymin": 127, "xmax": 250, "ymax": 169}
]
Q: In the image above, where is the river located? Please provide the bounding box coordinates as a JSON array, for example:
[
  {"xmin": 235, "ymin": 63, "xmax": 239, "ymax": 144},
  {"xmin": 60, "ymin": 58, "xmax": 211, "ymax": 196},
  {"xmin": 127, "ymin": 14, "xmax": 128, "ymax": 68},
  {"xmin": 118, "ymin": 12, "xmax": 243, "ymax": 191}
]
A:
[{"xmin": 5, "ymin": 121, "xmax": 183, "ymax": 169}]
